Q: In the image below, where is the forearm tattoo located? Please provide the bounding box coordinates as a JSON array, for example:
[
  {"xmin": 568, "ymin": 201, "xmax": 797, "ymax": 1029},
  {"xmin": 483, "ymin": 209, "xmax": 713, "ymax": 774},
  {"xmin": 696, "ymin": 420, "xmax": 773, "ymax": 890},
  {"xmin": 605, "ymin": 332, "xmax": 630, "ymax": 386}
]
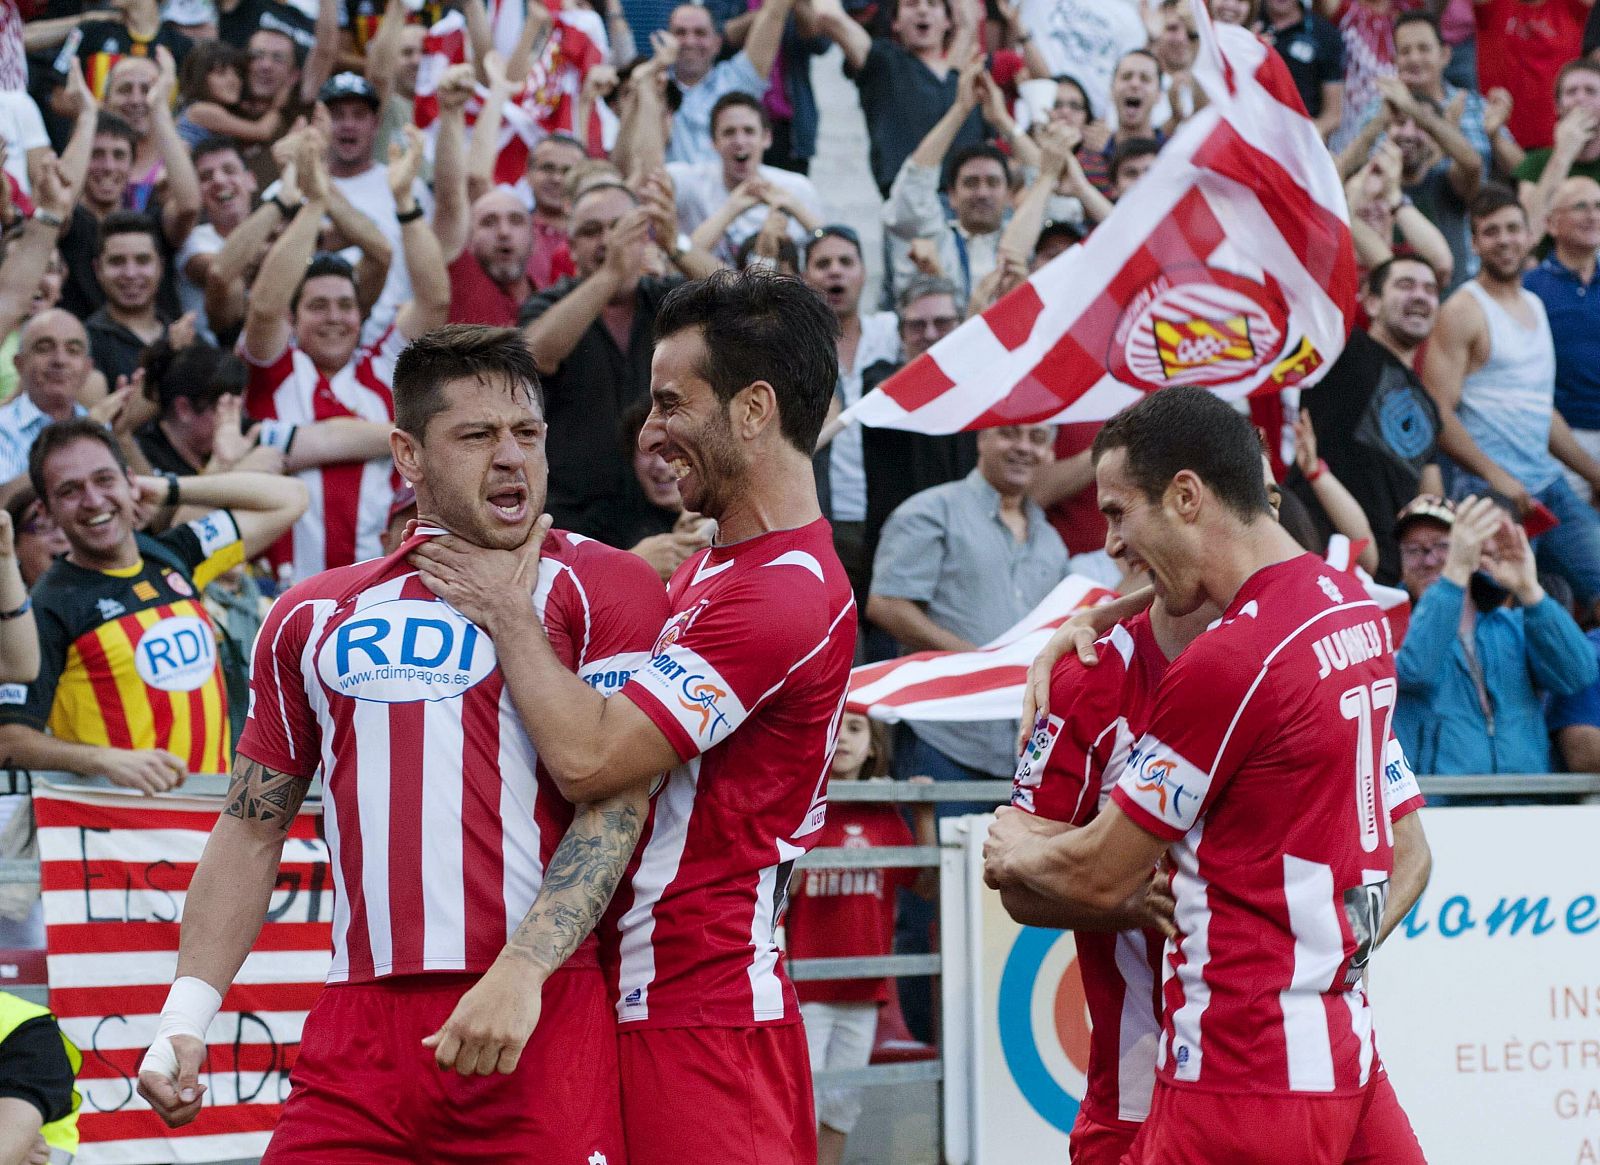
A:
[
  {"xmin": 504, "ymin": 795, "xmax": 646, "ymax": 974},
  {"xmin": 222, "ymin": 757, "xmax": 307, "ymax": 832}
]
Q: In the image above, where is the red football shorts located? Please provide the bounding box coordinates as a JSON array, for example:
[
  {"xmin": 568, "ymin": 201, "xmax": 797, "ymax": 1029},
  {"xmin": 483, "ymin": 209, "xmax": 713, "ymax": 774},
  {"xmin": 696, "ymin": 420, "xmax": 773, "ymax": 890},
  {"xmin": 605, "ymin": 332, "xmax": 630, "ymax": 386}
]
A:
[
  {"xmin": 1123, "ymin": 1074, "xmax": 1426, "ymax": 1165},
  {"xmin": 262, "ymin": 968, "xmax": 625, "ymax": 1165},
  {"xmin": 1070, "ymin": 1107, "xmax": 1140, "ymax": 1165},
  {"xmin": 617, "ymin": 1023, "xmax": 816, "ymax": 1165}
]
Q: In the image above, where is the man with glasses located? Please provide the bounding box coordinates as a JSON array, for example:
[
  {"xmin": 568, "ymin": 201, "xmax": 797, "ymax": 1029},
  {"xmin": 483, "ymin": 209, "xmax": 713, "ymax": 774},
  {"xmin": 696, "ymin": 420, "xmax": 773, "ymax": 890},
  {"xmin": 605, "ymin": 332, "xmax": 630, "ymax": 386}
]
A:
[{"xmin": 1525, "ymin": 176, "xmax": 1600, "ymax": 500}]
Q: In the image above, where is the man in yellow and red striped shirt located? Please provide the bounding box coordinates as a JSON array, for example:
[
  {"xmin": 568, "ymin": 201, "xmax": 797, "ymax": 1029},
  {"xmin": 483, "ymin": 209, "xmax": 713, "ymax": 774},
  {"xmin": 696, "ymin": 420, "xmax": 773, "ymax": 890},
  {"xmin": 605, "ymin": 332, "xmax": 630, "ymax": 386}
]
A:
[{"xmin": 0, "ymin": 418, "xmax": 304, "ymax": 791}]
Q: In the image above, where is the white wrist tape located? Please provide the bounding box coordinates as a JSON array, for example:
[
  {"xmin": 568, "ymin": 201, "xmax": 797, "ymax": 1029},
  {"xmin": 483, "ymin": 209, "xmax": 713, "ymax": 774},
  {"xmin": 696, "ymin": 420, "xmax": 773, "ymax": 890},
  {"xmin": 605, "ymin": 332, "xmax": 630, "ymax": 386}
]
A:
[{"xmin": 138, "ymin": 977, "xmax": 222, "ymax": 1080}]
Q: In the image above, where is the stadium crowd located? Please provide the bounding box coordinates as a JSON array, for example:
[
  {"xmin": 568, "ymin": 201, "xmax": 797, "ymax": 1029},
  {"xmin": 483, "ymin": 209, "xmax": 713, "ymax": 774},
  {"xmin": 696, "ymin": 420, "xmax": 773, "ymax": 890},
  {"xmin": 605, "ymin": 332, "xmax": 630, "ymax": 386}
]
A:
[{"xmin": 0, "ymin": 0, "xmax": 1597, "ymax": 1159}]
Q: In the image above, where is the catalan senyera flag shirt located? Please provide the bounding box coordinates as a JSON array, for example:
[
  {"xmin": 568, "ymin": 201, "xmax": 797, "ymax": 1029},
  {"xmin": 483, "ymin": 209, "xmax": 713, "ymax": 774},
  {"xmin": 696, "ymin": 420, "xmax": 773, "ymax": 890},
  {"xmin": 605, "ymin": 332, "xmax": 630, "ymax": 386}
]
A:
[{"xmin": 0, "ymin": 511, "xmax": 245, "ymax": 775}]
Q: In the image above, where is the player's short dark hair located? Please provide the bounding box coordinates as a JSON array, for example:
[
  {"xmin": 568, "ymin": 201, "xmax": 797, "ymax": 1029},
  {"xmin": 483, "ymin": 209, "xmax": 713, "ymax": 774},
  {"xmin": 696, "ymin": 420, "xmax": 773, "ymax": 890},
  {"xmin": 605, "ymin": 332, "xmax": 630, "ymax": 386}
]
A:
[
  {"xmin": 93, "ymin": 112, "xmax": 138, "ymax": 151},
  {"xmin": 1110, "ymin": 138, "xmax": 1163, "ymax": 186},
  {"xmin": 291, "ymin": 252, "xmax": 358, "ymax": 314},
  {"xmin": 1469, "ymin": 184, "xmax": 1524, "ymax": 229},
  {"xmin": 1365, "ymin": 254, "xmax": 1438, "ymax": 297},
  {"xmin": 144, "ymin": 338, "xmax": 246, "ymax": 417},
  {"xmin": 392, "ymin": 324, "xmax": 544, "ymax": 440},
  {"xmin": 1393, "ymin": 10, "xmax": 1441, "ymax": 42},
  {"xmin": 1091, "ymin": 386, "xmax": 1272, "ymax": 522},
  {"xmin": 711, "ymin": 91, "xmax": 769, "ymax": 136},
  {"xmin": 29, "ymin": 417, "xmax": 127, "ymax": 503},
  {"xmin": 94, "ymin": 211, "xmax": 161, "ymax": 260},
  {"xmin": 653, "ymin": 269, "xmax": 840, "ymax": 456},
  {"xmin": 948, "ymin": 143, "xmax": 1010, "ymax": 190},
  {"xmin": 192, "ymin": 135, "xmax": 245, "ymax": 171}
]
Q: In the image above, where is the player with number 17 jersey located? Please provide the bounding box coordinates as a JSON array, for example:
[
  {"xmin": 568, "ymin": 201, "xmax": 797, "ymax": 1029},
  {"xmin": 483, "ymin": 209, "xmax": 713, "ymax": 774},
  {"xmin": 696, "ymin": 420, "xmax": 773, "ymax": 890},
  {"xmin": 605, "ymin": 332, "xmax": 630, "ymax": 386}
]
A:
[{"xmin": 1110, "ymin": 554, "xmax": 1411, "ymax": 1106}]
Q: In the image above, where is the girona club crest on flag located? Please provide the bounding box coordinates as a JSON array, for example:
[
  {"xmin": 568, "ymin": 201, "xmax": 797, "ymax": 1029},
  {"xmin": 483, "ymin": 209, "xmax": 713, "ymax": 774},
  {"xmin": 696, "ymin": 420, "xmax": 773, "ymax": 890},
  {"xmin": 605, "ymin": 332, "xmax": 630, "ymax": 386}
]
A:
[{"xmin": 1110, "ymin": 265, "xmax": 1289, "ymax": 392}]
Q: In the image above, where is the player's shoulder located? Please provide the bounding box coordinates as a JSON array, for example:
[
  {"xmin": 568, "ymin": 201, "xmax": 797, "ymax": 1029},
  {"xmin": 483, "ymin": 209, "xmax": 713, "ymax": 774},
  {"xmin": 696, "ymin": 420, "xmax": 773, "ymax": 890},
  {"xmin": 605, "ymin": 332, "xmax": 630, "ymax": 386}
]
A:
[
  {"xmin": 550, "ymin": 528, "xmax": 660, "ymax": 580},
  {"xmin": 1048, "ymin": 625, "xmax": 1135, "ymax": 720},
  {"xmin": 271, "ymin": 562, "xmax": 372, "ymax": 612}
]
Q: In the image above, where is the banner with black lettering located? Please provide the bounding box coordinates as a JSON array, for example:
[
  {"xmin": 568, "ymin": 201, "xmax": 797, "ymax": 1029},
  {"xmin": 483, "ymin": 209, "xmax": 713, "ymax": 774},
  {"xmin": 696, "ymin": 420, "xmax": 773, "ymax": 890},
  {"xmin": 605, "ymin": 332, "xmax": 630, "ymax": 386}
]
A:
[{"xmin": 33, "ymin": 783, "xmax": 331, "ymax": 1163}]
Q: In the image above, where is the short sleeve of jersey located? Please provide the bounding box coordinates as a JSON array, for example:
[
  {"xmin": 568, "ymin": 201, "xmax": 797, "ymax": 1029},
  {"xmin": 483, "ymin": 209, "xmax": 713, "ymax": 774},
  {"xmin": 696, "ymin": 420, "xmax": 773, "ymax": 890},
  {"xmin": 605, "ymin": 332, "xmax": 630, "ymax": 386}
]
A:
[
  {"xmin": 0, "ymin": 1015, "xmax": 76, "ymax": 1124},
  {"xmin": 0, "ymin": 600, "xmax": 69, "ymax": 731},
  {"xmin": 619, "ymin": 573, "xmax": 835, "ymax": 762},
  {"xmin": 1011, "ymin": 652, "xmax": 1124, "ymax": 826},
  {"xmin": 570, "ymin": 543, "xmax": 671, "ymax": 697},
  {"xmin": 235, "ymin": 585, "xmax": 323, "ymax": 779},
  {"xmin": 242, "ymin": 336, "xmax": 295, "ymax": 417},
  {"xmin": 1110, "ymin": 635, "xmax": 1263, "ymax": 841},
  {"xmin": 157, "ymin": 510, "xmax": 244, "ymax": 590},
  {"xmin": 1382, "ymin": 734, "xmax": 1425, "ymax": 821}
]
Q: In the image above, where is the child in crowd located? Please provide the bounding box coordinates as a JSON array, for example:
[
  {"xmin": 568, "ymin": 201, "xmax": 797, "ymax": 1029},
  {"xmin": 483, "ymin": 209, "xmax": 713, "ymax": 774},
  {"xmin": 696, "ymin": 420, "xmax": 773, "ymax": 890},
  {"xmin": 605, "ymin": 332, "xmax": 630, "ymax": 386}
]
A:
[
  {"xmin": 787, "ymin": 710, "xmax": 936, "ymax": 1165},
  {"xmin": 175, "ymin": 40, "xmax": 287, "ymax": 147}
]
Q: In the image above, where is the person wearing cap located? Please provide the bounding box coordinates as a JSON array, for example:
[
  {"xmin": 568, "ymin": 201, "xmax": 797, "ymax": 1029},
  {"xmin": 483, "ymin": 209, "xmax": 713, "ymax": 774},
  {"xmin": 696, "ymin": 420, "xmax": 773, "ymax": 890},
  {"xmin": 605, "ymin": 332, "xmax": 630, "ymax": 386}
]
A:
[
  {"xmin": 804, "ymin": 223, "xmax": 901, "ymax": 601},
  {"xmin": 519, "ymin": 180, "xmax": 721, "ymax": 545},
  {"xmin": 1394, "ymin": 493, "xmax": 1596, "ymax": 778},
  {"xmin": 263, "ymin": 71, "xmax": 433, "ymax": 347}
]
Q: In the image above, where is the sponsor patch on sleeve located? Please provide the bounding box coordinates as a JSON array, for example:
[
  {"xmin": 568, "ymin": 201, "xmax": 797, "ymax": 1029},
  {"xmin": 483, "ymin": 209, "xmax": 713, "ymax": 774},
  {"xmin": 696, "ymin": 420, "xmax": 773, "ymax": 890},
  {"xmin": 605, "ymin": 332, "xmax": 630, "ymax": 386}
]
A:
[
  {"xmin": 1382, "ymin": 735, "xmax": 1423, "ymax": 811},
  {"xmin": 1011, "ymin": 713, "xmax": 1064, "ymax": 811},
  {"xmin": 0, "ymin": 684, "xmax": 26, "ymax": 706},
  {"xmin": 187, "ymin": 510, "xmax": 241, "ymax": 559},
  {"xmin": 1115, "ymin": 735, "xmax": 1211, "ymax": 835},
  {"xmin": 629, "ymin": 644, "xmax": 748, "ymax": 751}
]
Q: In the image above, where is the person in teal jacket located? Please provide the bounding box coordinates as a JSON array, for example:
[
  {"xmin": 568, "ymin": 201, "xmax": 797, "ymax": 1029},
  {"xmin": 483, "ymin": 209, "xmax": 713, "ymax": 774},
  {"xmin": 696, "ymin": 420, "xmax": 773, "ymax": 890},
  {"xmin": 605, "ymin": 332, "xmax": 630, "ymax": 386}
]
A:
[{"xmin": 1395, "ymin": 494, "xmax": 1597, "ymax": 775}]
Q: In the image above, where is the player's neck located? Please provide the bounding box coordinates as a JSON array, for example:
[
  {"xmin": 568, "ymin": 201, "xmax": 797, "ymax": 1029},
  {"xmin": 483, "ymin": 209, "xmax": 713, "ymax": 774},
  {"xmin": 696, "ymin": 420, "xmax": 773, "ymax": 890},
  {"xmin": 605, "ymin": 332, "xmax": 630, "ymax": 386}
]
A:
[
  {"xmin": 1200, "ymin": 517, "xmax": 1305, "ymax": 612},
  {"xmin": 1149, "ymin": 600, "xmax": 1217, "ymax": 660},
  {"xmin": 710, "ymin": 453, "xmax": 822, "ymax": 545}
]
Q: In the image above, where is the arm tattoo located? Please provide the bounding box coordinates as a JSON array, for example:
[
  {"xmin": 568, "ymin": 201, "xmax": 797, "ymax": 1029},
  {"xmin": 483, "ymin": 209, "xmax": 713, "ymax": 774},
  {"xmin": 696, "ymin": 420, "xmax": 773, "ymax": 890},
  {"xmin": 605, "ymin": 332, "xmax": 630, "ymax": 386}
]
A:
[
  {"xmin": 222, "ymin": 757, "xmax": 307, "ymax": 833},
  {"xmin": 502, "ymin": 792, "xmax": 646, "ymax": 975}
]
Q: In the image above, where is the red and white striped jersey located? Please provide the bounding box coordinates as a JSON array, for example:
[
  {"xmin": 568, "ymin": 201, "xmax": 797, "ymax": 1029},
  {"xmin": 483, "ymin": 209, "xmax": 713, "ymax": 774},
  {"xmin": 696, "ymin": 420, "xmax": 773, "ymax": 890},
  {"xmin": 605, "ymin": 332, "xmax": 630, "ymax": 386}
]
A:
[
  {"xmin": 1110, "ymin": 554, "xmax": 1410, "ymax": 1097},
  {"xmin": 236, "ymin": 528, "xmax": 669, "ymax": 984},
  {"xmin": 606, "ymin": 518, "xmax": 856, "ymax": 1028},
  {"xmin": 1011, "ymin": 611, "xmax": 1168, "ymax": 1129},
  {"xmin": 1016, "ymin": 606, "xmax": 1427, "ymax": 1124},
  {"xmin": 242, "ymin": 327, "xmax": 404, "ymax": 583}
]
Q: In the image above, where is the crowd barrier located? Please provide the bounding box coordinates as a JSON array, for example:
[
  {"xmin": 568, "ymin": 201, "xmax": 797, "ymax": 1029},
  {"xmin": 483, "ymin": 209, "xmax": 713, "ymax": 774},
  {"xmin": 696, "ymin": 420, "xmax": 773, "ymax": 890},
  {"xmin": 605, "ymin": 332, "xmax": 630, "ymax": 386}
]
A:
[{"xmin": 2, "ymin": 772, "xmax": 1597, "ymax": 1164}]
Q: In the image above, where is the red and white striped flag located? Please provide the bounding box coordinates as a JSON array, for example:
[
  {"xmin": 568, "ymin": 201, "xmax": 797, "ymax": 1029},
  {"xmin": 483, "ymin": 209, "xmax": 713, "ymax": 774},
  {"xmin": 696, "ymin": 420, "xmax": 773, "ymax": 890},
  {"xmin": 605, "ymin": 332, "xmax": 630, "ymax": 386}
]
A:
[
  {"xmin": 847, "ymin": 575, "xmax": 1116, "ymax": 722},
  {"xmin": 33, "ymin": 783, "xmax": 331, "ymax": 1164},
  {"xmin": 843, "ymin": 0, "xmax": 1355, "ymax": 442}
]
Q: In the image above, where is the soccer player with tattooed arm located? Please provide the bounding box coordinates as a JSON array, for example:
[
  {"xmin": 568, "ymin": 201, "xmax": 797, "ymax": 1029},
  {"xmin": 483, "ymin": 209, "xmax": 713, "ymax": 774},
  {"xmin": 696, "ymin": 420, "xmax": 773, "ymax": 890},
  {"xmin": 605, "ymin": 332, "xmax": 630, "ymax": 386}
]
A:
[
  {"xmin": 408, "ymin": 269, "xmax": 856, "ymax": 1165},
  {"xmin": 135, "ymin": 326, "xmax": 669, "ymax": 1163}
]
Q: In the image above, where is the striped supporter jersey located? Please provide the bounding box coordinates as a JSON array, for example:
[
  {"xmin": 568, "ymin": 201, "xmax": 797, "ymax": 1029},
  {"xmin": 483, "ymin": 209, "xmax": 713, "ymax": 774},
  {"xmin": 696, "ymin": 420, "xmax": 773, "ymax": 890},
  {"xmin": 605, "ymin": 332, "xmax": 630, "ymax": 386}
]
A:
[
  {"xmin": 1108, "ymin": 554, "xmax": 1425, "ymax": 1097},
  {"xmin": 1015, "ymin": 607, "xmax": 1427, "ymax": 1125},
  {"xmin": 605, "ymin": 517, "xmax": 857, "ymax": 1027},
  {"xmin": 242, "ymin": 326, "xmax": 404, "ymax": 584},
  {"xmin": 0, "ymin": 512, "xmax": 245, "ymax": 775},
  {"xmin": 236, "ymin": 527, "xmax": 669, "ymax": 983}
]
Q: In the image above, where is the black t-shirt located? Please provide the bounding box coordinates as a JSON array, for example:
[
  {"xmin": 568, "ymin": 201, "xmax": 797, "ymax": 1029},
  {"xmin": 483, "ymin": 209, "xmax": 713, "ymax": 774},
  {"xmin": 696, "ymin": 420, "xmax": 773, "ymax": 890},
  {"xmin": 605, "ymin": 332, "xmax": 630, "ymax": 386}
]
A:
[
  {"xmin": 517, "ymin": 275, "xmax": 684, "ymax": 545},
  {"xmin": 1262, "ymin": 10, "xmax": 1345, "ymax": 119},
  {"xmin": 0, "ymin": 1014, "xmax": 76, "ymax": 1125},
  {"xmin": 77, "ymin": 21, "xmax": 193, "ymax": 91},
  {"xmin": 847, "ymin": 39, "xmax": 985, "ymax": 196},
  {"xmin": 219, "ymin": 0, "xmax": 317, "ymax": 55},
  {"xmin": 59, "ymin": 204, "xmax": 184, "ymax": 324},
  {"xmin": 1290, "ymin": 329, "xmax": 1440, "ymax": 586},
  {"xmin": 85, "ymin": 307, "xmax": 167, "ymax": 387}
]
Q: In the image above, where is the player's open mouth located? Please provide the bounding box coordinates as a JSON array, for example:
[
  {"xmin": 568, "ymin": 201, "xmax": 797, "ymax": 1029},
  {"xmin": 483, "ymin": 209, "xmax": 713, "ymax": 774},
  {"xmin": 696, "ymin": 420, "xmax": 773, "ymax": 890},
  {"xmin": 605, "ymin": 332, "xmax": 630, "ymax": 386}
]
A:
[
  {"xmin": 487, "ymin": 487, "xmax": 527, "ymax": 521},
  {"xmin": 668, "ymin": 457, "xmax": 692, "ymax": 481},
  {"xmin": 84, "ymin": 513, "xmax": 114, "ymax": 528}
]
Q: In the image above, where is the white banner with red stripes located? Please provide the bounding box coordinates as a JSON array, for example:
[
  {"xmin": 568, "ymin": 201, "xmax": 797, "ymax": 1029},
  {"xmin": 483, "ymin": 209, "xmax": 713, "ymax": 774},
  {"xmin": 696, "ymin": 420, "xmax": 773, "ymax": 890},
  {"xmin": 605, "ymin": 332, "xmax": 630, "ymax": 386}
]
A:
[
  {"xmin": 848, "ymin": 575, "xmax": 1116, "ymax": 722},
  {"xmin": 842, "ymin": 0, "xmax": 1355, "ymax": 436},
  {"xmin": 33, "ymin": 783, "xmax": 331, "ymax": 1164}
]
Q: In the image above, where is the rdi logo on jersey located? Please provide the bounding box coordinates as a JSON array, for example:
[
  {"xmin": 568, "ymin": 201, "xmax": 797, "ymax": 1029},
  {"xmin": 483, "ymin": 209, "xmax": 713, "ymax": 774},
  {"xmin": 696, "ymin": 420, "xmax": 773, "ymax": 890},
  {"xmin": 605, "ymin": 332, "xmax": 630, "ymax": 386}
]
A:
[
  {"xmin": 134, "ymin": 616, "xmax": 217, "ymax": 692},
  {"xmin": 317, "ymin": 599, "xmax": 496, "ymax": 703}
]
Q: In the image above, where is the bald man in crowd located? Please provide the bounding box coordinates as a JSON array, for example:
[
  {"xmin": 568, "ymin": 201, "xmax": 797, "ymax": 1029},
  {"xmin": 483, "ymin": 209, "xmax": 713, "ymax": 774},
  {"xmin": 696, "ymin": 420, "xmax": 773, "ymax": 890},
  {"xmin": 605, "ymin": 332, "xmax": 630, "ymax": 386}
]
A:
[
  {"xmin": 447, "ymin": 187, "xmax": 536, "ymax": 329},
  {"xmin": 1526, "ymin": 175, "xmax": 1600, "ymax": 500}
]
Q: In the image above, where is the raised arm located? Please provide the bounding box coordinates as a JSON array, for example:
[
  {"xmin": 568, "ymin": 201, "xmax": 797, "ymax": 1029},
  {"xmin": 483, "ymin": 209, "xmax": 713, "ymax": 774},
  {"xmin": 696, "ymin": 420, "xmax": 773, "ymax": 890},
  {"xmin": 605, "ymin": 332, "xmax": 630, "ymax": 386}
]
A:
[
  {"xmin": 999, "ymin": 123, "xmax": 1076, "ymax": 266},
  {"xmin": 1378, "ymin": 78, "xmax": 1480, "ymax": 200},
  {"xmin": 53, "ymin": 59, "xmax": 98, "ymax": 207},
  {"xmin": 300, "ymin": 0, "xmax": 342, "ymax": 103},
  {"xmin": 136, "ymin": 756, "xmax": 308, "ymax": 1127},
  {"xmin": 1294, "ymin": 410, "xmax": 1379, "ymax": 574},
  {"xmin": 147, "ymin": 48, "xmax": 201, "ymax": 249},
  {"xmin": 640, "ymin": 168, "xmax": 724, "ymax": 278},
  {"xmin": 0, "ymin": 513, "xmax": 37, "ymax": 684},
  {"xmin": 884, "ymin": 58, "xmax": 983, "ymax": 239},
  {"xmin": 612, "ymin": 37, "xmax": 672, "ymax": 183},
  {"xmin": 151, "ymin": 470, "xmax": 309, "ymax": 559},
  {"xmin": 808, "ymin": 0, "xmax": 871, "ymax": 73},
  {"xmin": 0, "ymin": 158, "xmax": 72, "ymax": 343},
  {"xmin": 364, "ymin": 0, "xmax": 406, "ymax": 105},
  {"xmin": 523, "ymin": 208, "xmax": 651, "ymax": 374},
  {"xmin": 241, "ymin": 139, "xmax": 327, "ymax": 364},
  {"xmin": 390, "ymin": 126, "xmax": 451, "ymax": 339},
  {"xmin": 323, "ymin": 186, "xmax": 394, "ymax": 317},
  {"xmin": 743, "ymin": 0, "xmax": 798, "ymax": 80},
  {"xmin": 1527, "ymin": 106, "xmax": 1600, "ymax": 241},
  {"xmin": 428, "ymin": 64, "xmax": 477, "ymax": 264},
  {"xmin": 466, "ymin": 53, "xmax": 518, "ymax": 205}
]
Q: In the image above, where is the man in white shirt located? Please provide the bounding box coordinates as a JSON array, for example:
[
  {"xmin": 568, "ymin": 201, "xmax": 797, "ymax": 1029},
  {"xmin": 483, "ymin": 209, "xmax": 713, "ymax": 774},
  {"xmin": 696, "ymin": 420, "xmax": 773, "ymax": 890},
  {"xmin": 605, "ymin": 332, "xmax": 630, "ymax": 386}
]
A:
[{"xmin": 668, "ymin": 92, "xmax": 824, "ymax": 266}]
